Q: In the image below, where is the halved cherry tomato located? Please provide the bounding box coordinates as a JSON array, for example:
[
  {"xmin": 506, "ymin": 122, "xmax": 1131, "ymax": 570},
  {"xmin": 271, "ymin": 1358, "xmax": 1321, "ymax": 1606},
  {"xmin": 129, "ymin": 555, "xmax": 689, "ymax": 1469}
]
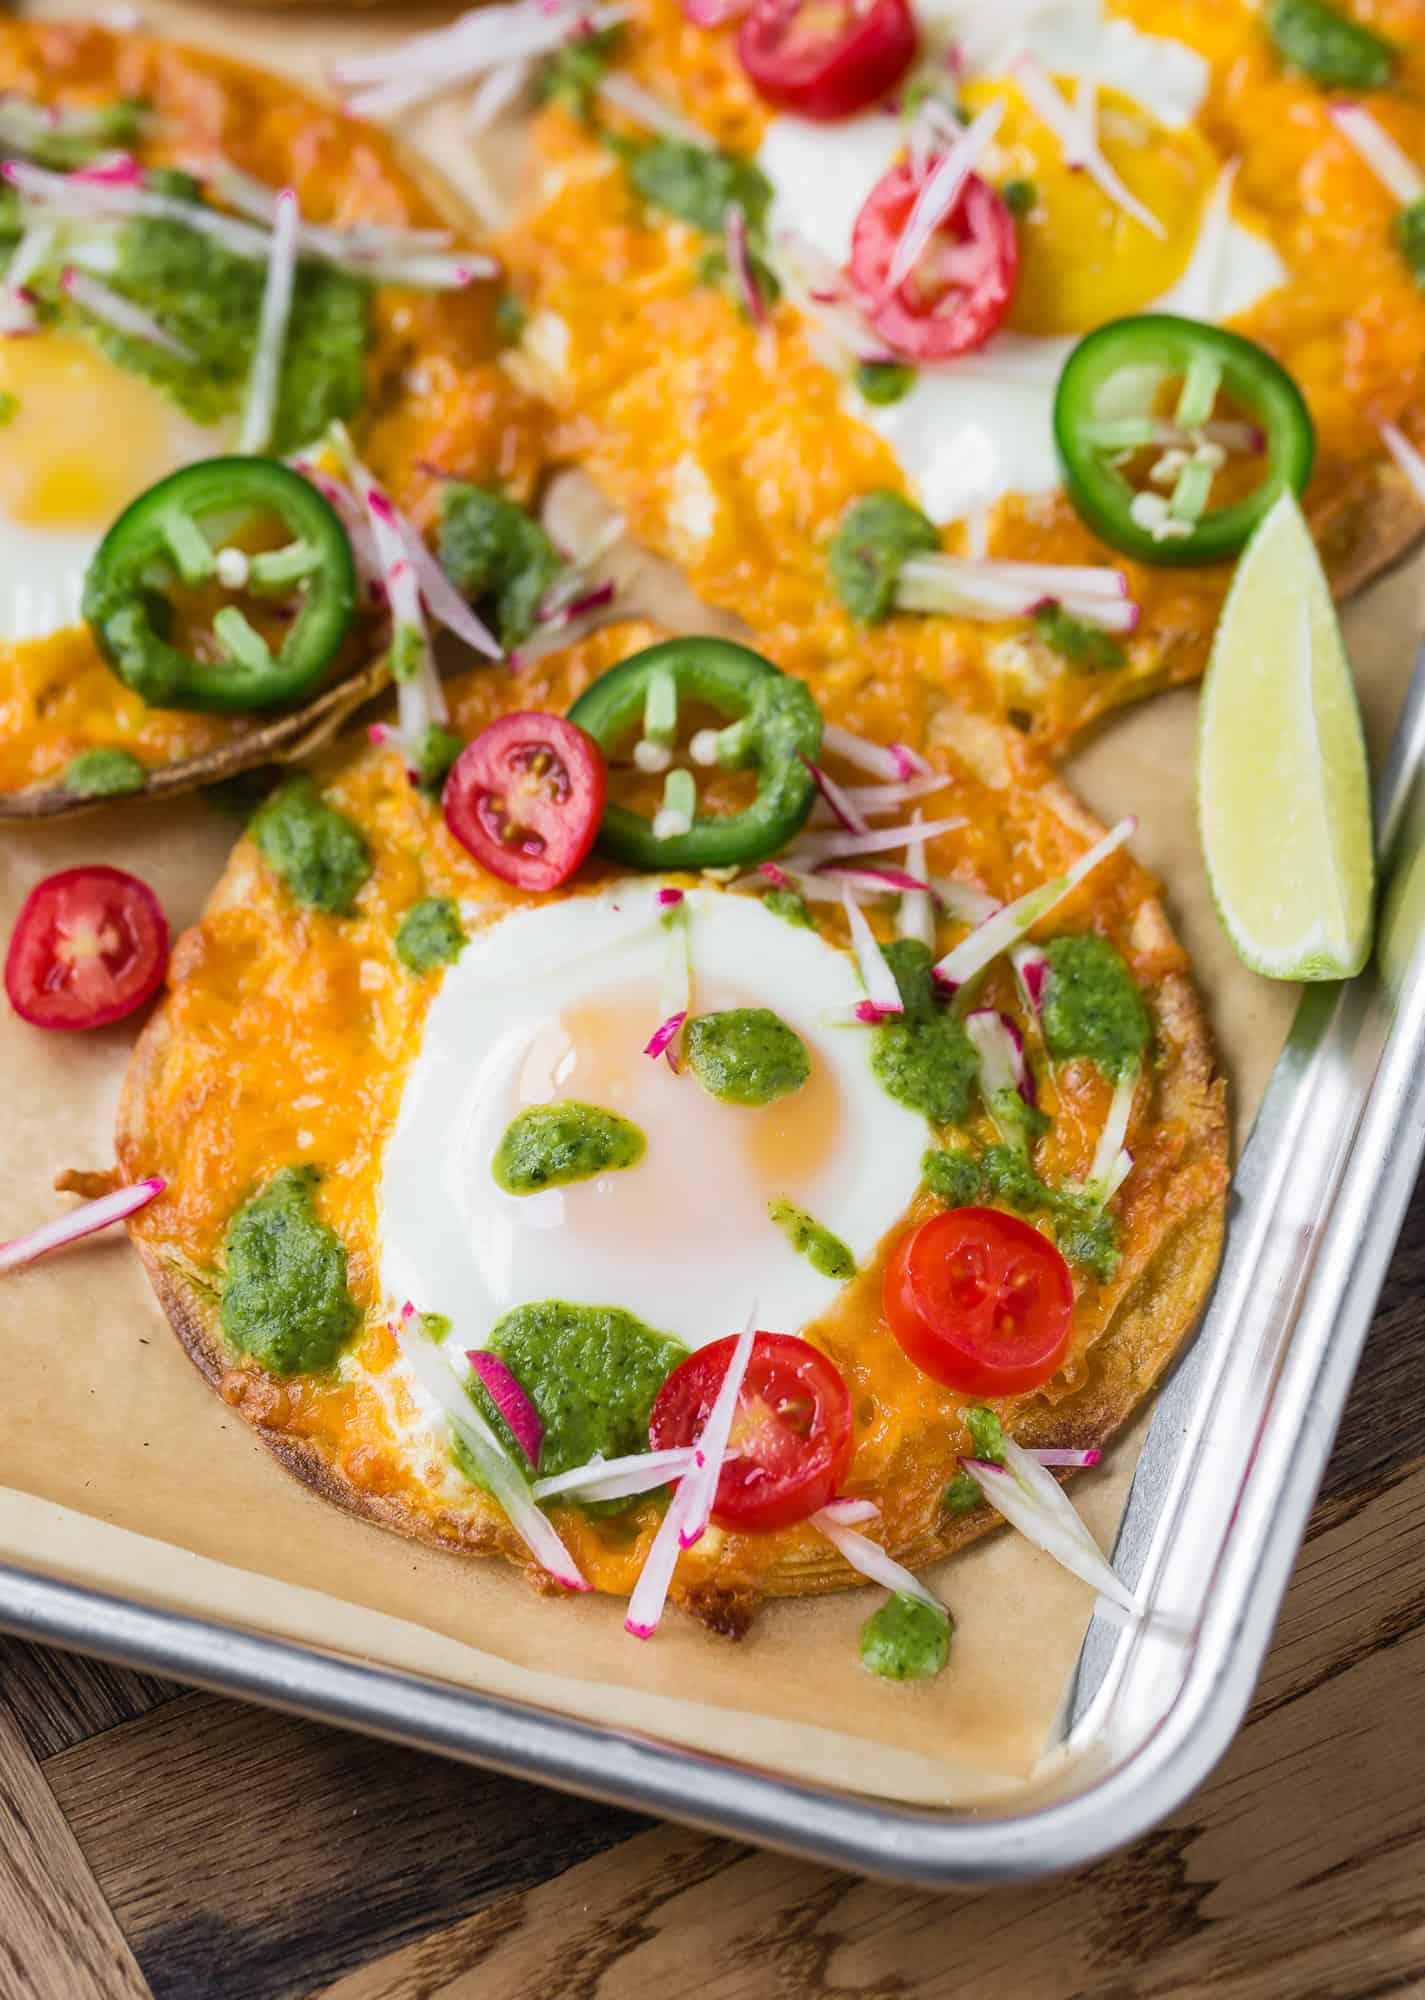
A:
[
  {"xmin": 884, "ymin": 1207, "xmax": 1074, "ymax": 1397},
  {"xmin": 5, "ymin": 865, "xmax": 168, "ymax": 1031},
  {"xmin": 649, "ymin": 1330, "xmax": 854, "ymax": 1532},
  {"xmin": 736, "ymin": 0, "xmax": 917, "ymax": 121},
  {"xmin": 443, "ymin": 712, "xmax": 607, "ymax": 893},
  {"xmin": 850, "ymin": 166, "xmax": 1018, "ymax": 361}
]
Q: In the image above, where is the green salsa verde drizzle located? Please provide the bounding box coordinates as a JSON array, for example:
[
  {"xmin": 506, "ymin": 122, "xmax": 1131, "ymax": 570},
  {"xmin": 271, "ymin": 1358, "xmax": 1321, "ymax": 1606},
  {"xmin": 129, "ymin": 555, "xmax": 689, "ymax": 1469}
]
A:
[
  {"xmin": 218, "ymin": 1167, "xmax": 360, "ymax": 1376},
  {"xmin": 860, "ymin": 1593, "xmax": 952, "ymax": 1681},
  {"xmin": 62, "ymin": 747, "xmax": 147, "ymax": 798},
  {"xmin": 250, "ymin": 779, "xmax": 371, "ymax": 917},
  {"xmin": 923, "ymin": 1143, "xmax": 1120, "ymax": 1283},
  {"xmin": 685, "ymin": 1008, "xmax": 810, "ymax": 1106},
  {"xmin": 870, "ymin": 940, "xmax": 978, "ymax": 1126},
  {"xmin": 492, "ymin": 1102, "xmax": 646, "ymax": 1194},
  {"xmin": 52, "ymin": 172, "xmax": 369, "ymax": 448},
  {"xmin": 1039, "ymin": 933, "xmax": 1150, "ymax": 1079},
  {"xmin": 459, "ymin": 1301, "xmax": 686, "ymax": 1515},
  {"xmin": 437, "ymin": 485, "xmax": 563, "ymax": 651},
  {"xmin": 395, "ymin": 897, "xmax": 467, "ymax": 977},
  {"xmin": 767, "ymin": 1200, "xmax": 854, "ymax": 1282}
]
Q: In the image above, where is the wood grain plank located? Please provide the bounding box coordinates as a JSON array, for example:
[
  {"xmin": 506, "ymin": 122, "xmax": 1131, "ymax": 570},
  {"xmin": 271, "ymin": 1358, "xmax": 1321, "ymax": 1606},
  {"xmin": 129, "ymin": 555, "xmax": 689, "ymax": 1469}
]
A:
[
  {"xmin": 0, "ymin": 1696, "xmax": 152, "ymax": 2000},
  {"xmin": 0, "ymin": 1635, "xmax": 175, "ymax": 1762},
  {"xmin": 44, "ymin": 1690, "xmax": 649, "ymax": 2000},
  {"xmin": 310, "ymin": 1452, "xmax": 1425, "ymax": 2000}
]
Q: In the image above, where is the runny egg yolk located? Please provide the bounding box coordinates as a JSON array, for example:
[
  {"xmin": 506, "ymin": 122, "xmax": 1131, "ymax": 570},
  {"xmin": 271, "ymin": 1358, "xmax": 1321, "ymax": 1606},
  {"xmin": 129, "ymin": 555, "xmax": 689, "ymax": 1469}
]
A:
[
  {"xmin": 965, "ymin": 78, "xmax": 1214, "ymax": 336},
  {"xmin": 0, "ymin": 330, "xmax": 214, "ymax": 533},
  {"xmin": 517, "ymin": 979, "xmax": 845, "ymax": 1201}
]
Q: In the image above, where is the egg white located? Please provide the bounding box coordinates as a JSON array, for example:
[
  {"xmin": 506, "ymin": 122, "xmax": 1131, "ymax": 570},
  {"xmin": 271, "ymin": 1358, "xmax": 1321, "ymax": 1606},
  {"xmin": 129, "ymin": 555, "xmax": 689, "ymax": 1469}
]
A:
[
  {"xmin": 378, "ymin": 882, "xmax": 930, "ymax": 1357},
  {"xmin": 758, "ymin": 3, "xmax": 1288, "ymax": 525}
]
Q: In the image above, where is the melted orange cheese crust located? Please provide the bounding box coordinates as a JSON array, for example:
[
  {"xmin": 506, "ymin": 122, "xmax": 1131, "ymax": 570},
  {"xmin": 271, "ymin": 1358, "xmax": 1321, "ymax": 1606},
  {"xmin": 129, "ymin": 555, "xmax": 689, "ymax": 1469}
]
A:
[
  {"xmin": 500, "ymin": 0, "xmax": 1425, "ymax": 749},
  {"xmin": 0, "ymin": 19, "xmax": 548, "ymax": 793},
  {"xmin": 121, "ymin": 625, "xmax": 1227, "ymax": 1601}
]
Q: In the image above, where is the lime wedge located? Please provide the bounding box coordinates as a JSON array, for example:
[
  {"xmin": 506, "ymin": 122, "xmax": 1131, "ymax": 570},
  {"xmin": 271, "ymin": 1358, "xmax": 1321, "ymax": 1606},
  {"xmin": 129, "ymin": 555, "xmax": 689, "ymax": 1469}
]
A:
[{"xmin": 1198, "ymin": 489, "xmax": 1374, "ymax": 980}]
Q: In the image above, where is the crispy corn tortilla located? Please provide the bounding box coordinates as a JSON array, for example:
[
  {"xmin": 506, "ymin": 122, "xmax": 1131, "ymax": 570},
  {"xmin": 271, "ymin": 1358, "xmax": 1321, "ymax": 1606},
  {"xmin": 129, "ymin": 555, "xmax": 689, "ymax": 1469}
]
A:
[
  {"xmin": 116, "ymin": 622, "xmax": 1228, "ymax": 1631},
  {"xmin": 0, "ymin": 16, "xmax": 546, "ymax": 815}
]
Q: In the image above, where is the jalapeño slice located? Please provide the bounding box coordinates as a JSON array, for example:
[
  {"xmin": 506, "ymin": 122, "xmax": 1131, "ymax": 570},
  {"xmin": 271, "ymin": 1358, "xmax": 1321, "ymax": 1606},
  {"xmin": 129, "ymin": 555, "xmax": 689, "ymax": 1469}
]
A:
[
  {"xmin": 1053, "ymin": 315, "xmax": 1315, "ymax": 566},
  {"xmin": 83, "ymin": 456, "xmax": 357, "ymax": 712},
  {"xmin": 566, "ymin": 637, "xmax": 823, "ymax": 870}
]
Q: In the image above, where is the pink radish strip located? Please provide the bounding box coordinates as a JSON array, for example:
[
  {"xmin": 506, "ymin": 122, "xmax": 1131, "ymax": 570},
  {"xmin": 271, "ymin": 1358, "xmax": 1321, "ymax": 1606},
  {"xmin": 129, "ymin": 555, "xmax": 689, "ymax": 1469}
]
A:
[
  {"xmin": 533, "ymin": 1446, "xmax": 698, "ymax": 1502},
  {"xmin": 339, "ymin": 2, "xmax": 626, "ymax": 121},
  {"xmin": 399, "ymin": 1312, "xmax": 589, "ymax": 1590},
  {"xmin": 238, "ymin": 185, "xmax": 298, "ymax": 454},
  {"xmin": 1084, "ymin": 1063, "xmax": 1139, "ymax": 1206},
  {"xmin": 816, "ymin": 1496, "xmax": 881, "ymax": 1527},
  {"xmin": 5, "ymin": 157, "xmax": 273, "ymax": 255},
  {"xmin": 820, "ymin": 724, "xmax": 930, "ymax": 781},
  {"xmin": 961, "ymin": 1436, "xmax": 1140, "ymax": 1616},
  {"xmin": 965, "ymin": 1009, "xmax": 1033, "ymax": 1109},
  {"xmin": 934, "ymin": 875, "xmax": 1000, "ymax": 925},
  {"xmin": 62, "ymin": 265, "xmax": 194, "ymax": 358},
  {"xmin": 725, "ymin": 201, "xmax": 768, "ymax": 326},
  {"xmin": 1330, "ymin": 100, "xmax": 1425, "ymax": 206},
  {"xmin": 801, "ymin": 755, "xmax": 869, "ymax": 834},
  {"xmin": 467, "ymin": 1349, "xmax": 544, "ymax": 1466},
  {"xmin": 881, "ymin": 98, "xmax": 1004, "ymax": 294},
  {"xmin": 770, "ymin": 230, "xmax": 894, "ymax": 366},
  {"xmin": 1013, "ymin": 55, "xmax": 1165, "ymax": 239},
  {"xmin": 1011, "ymin": 943, "xmax": 1049, "ymax": 1022},
  {"xmin": 205, "ymin": 159, "xmax": 456, "ymax": 255},
  {"xmin": 624, "ymin": 1465, "xmax": 698, "ymax": 1637},
  {"xmin": 812, "ymin": 1510, "xmax": 945, "ymax": 1612},
  {"xmin": 817, "ymin": 861, "xmax": 941, "ymax": 902},
  {"xmin": 658, "ymin": 887, "xmax": 684, "ymax": 907},
  {"xmin": 596, "ymin": 72, "xmax": 712, "ymax": 147},
  {"xmin": 811, "ymin": 773, "xmax": 949, "ymax": 822},
  {"xmin": 3, "ymin": 226, "xmax": 60, "ymax": 333},
  {"xmin": 897, "ymin": 809, "xmax": 936, "ymax": 950},
  {"xmin": 932, "ymin": 818, "xmax": 1135, "ymax": 992},
  {"xmin": 643, "ymin": 1009, "xmax": 687, "ymax": 1065},
  {"xmin": 842, "ymin": 885, "xmax": 904, "ymax": 1017},
  {"xmin": 674, "ymin": 1304, "xmax": 758, "ymax": 1550},
  {"xmin": 1029, "ymin": 1448, "xmax": 1102, "ymax": 1469},
  {"xmin": 0, "ymin": 1177, "xmax": 165, "ymax": 1274},
  {"xmin": 1173, "ymin": 160, "xmax": 1239, "ymax": 322},
  {"xmin": 396, "ymin": 512, "xmax": 503, "ymax": 662},
  {"xmin": 784, "ymin": 813, "xmax": 966, "ymax": 868}
]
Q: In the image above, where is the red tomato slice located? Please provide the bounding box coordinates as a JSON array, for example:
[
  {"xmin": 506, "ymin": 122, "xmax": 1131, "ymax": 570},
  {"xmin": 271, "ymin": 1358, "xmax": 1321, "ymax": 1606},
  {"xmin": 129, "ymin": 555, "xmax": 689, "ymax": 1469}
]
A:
[
  {"xmin": 649, "ymin": 1330, "xmax": 854, "ymax": 1532},
  {"xmin": 5, "ymin": 865, "xmax": 168, "ymax": 1032},
  {"xmin": 736, "ymin": 0, "xmax": 917, "ymax": 121},
  {"xmin": 850, "ymin": 166, "xmax": 1018, "ymax": 361},
  {"xmin": 884, "ymin": 1207, "xmax": 1074, "ymax": 1397},
  {"xmin": 443, "ymin": 712, "xmax": 607, "ymax": 893}
]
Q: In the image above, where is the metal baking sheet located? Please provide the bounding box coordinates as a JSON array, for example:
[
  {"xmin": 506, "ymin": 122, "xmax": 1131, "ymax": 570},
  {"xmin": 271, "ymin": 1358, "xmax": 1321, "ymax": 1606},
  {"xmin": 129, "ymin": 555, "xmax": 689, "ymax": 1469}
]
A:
[{"xmin": 3, "ymin": 637, "xmax": 1423, "ymax": 1885}]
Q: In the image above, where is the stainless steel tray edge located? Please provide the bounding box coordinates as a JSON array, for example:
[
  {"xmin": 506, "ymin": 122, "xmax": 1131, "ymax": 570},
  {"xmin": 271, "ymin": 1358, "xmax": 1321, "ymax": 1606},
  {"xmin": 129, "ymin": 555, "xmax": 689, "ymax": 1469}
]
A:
[{"xmin": 3, "ymin": 657, "xmax": 1425, "ymax": 1888}]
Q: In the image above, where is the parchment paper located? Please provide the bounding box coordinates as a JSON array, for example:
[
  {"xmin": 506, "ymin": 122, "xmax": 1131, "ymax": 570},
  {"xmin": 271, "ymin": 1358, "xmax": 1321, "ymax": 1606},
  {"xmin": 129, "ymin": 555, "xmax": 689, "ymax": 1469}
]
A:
[{"xmin": 3, "ymin": 0, "xmax": 1425, "ymax": 1810}]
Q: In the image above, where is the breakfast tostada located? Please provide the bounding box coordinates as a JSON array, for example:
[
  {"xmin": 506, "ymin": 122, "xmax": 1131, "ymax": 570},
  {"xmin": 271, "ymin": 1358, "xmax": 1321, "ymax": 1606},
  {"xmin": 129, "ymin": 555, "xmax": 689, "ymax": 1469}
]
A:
[
  {"xmin": 0, "ymin": 15, "xmax": 551, "ymax": 816},
  {"xmin": 0, "ymin": 0, "xmax": 1388, "ymax": 1683},
  {"xmin": 333, "ymin": 0, "xmax": 1425, "ymax": 748},
  {"xmin": 109, "ymin": 622, "xmax": 1226, "ymax": 1649}
]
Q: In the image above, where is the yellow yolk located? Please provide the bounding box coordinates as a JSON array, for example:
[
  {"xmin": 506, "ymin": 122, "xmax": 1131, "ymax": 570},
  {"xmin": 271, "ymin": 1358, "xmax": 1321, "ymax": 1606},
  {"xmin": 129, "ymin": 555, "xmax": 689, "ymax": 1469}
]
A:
[
  {"xmin": 0, "ymin": 330, "xmax": 217, "ymax": 532},
  {"xmin": 964, "ymin": 79, "xmax": 1214, "ymax": 335}
]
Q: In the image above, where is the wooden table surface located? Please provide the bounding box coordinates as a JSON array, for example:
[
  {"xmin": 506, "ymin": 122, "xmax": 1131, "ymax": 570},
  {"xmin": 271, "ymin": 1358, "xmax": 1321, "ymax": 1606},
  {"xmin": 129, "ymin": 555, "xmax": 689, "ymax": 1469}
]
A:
[{"xmin": 4, "ymin": 1180, "xmax": 1425, "ymax": 2000}]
